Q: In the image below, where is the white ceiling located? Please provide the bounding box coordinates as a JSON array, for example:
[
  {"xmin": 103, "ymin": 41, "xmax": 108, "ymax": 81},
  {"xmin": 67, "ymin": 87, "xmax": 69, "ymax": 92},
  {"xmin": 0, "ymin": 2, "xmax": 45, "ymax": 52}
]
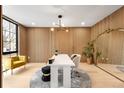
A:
[{"xmin": 3, "ymin": 5, "xmax": 123, "ymax": 27}]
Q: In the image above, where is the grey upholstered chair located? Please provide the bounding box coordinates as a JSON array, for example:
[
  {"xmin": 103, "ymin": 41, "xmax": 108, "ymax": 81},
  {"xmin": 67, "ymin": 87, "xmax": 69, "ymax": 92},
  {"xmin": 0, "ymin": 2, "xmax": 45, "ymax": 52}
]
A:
[
  {"xmin": 71, "ymin": 54, "xmax": 81, "ymax": 69},
  {"xmin": 70, "ymin": 54, "xmax": 81, "ymax": 77}
]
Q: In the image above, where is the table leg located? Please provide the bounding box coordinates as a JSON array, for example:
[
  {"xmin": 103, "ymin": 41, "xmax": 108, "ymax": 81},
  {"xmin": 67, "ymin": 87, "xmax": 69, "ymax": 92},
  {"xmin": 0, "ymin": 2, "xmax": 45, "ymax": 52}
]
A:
[
  {"xmin": 50, "ymin": 66, "xmax": 58, "ymax": 88},
  {"xmin": 63, "ymin": 66, "xmax": 71, "ymax": 88}
]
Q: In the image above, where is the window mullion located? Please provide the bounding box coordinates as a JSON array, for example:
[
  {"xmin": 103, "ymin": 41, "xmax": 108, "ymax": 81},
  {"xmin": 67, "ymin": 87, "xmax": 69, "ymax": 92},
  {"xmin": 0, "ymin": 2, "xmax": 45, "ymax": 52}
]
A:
[{"xmin": 2, "ymin": 18, "xmax": 18, "ymax": 55}]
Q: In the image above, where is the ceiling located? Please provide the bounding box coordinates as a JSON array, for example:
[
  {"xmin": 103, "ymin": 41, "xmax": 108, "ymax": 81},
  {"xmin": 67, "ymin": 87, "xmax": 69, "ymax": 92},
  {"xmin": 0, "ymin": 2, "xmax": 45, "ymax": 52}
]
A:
[{"xmin": 3, "ymin": 5, "xmax": 123, "ymax": 27}]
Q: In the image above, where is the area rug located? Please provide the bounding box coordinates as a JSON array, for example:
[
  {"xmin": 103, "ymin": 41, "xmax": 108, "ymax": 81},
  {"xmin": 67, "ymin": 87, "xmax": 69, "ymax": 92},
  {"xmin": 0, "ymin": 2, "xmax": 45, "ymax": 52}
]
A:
[
  {"xmin": 30, "ymin": 69, "xmax": 91, "ymax": 88},
  {"xmin": 116, "ymin": 66, "xmax": 124, "ymax": 73}
]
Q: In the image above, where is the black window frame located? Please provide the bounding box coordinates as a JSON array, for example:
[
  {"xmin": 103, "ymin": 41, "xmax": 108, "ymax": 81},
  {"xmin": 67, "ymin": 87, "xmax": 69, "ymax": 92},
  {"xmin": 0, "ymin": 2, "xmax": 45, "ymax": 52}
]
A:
[{"xmin": 2, "ymin": 17, "xmax": 18, "ymax": 55}]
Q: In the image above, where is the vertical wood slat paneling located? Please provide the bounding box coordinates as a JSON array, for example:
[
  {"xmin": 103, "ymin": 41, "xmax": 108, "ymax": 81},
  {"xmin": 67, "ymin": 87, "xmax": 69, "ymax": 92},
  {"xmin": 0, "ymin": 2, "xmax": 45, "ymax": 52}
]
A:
[
  {"xmin": 27, "ymin": 28, "xmax": 50, "ymax": 63},
  {"xmin": 121, "ymin": 32, "xmax": 124, "ymax": 65},
  {"xmin": 91, "ymin": 6, "xmax": 124, "ymax": 65},
  {"xmin": 19, "ymin": 25, "xmax": 27, "ymax": 55},
  {"xmin": 0, "ymin": 5, "xmax": 2, "ymax": 88},
  {"xmin": 54, "ymin": 29, "xmax": 73, "ymax": 55},
  {"xmin": 108, "ymin": 31, "xmax": 124, "ymax": 64},
  {"xmin": 27, "ymin": 27, "xmax": 91, "ymax": 63},
  {"xmin": 72, "ymin": 28, "xmax": 91, "ymax": 62}
]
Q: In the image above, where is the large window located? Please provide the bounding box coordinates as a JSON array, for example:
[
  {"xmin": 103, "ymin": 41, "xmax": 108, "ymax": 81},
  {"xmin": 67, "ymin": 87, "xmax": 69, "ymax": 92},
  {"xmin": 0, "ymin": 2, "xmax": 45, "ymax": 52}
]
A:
[{"xmin": 2, "ymin": 18, "xmax": 18, "ymax": 54}]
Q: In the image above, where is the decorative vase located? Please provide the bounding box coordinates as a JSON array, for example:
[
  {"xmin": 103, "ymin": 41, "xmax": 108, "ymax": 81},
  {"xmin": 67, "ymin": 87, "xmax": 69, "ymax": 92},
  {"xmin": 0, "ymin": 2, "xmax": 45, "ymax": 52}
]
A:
[
  {"xmin": 87, "ymin": 58, "xmax": 92, "ymax": 64},
  {"xmin": 55, "ymin": 50, "xmax": 58, "ymax": 56}
]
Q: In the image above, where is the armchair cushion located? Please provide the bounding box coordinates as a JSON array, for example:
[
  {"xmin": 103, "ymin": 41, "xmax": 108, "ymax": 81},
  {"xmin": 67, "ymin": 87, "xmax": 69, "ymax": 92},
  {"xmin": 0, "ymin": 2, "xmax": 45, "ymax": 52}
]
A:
[{"xmin": 13, "ymin": 61, "xmax": 25, "ymax": 65}]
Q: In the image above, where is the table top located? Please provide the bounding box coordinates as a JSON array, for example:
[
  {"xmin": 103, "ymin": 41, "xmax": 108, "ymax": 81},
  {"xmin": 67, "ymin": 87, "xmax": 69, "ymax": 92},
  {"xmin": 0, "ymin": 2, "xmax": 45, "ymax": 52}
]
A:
[{"xmin": 49, "ymin": 54, "xmax": 75, "ymax": 67}]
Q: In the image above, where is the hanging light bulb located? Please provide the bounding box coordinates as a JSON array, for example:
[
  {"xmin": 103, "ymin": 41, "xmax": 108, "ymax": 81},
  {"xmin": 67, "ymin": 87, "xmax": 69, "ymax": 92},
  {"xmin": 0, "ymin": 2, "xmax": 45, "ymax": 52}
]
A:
[
  {"xmin": 66, "ymin": 29, "xmax": 69, "ymax": 32},
  {"xmin": 50, "ymin": 28, "xmax": 54, "ymax": 32}
]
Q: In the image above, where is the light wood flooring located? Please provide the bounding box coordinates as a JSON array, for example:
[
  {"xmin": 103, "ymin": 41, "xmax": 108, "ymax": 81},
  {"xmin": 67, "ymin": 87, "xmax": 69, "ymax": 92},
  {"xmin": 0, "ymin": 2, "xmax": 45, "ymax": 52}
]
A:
[
  {"xmin": 97, "ymin": 63, "xmax": 124, "ymax": 81},
  {"xmin": 2, "ymin": 63, "xmax": 124, "ymax": 88}
]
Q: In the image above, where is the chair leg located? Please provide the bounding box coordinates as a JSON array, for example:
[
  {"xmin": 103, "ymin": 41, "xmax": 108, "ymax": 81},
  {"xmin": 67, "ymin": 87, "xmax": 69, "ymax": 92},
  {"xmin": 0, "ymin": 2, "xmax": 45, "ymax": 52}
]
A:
[{"xmin": 11, "ymin": 69, "xmax": 13, "ymax": 75}]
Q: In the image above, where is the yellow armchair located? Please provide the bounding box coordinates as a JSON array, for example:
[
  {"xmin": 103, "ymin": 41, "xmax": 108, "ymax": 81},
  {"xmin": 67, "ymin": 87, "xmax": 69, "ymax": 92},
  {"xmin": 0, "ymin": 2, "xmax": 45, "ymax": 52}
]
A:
[{"xmin": 5, "ymin": 55, "xmax": 27, "ymax": 75}]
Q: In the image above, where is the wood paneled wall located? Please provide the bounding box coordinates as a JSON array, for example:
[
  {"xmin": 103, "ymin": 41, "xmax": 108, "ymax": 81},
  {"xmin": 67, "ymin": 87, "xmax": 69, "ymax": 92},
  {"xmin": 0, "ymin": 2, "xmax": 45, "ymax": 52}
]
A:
[
  {"xmin": 0, "ymin": 5, "xmax": 2, "ymax": 88},
  {"xmin": 91, "ymin": 6, "xmax": 124, "ymax": 65},
  {"xmin": 27, "ymin": 27, "xmax": 91, "ymax": 63},
  {"xmin": 71, "ymin": 28, "xmax": 91, "ymax": 61},
  {"xmin": 19, "ymin": 25, "xmax": 27, "ymax": 55},
  {"xmin": 53, "ymin": 29, "xmax": 73, "ymax": 55},
  {"xmin": 27, "ymin": 28, "xmax": 51, "ymax": 63}
]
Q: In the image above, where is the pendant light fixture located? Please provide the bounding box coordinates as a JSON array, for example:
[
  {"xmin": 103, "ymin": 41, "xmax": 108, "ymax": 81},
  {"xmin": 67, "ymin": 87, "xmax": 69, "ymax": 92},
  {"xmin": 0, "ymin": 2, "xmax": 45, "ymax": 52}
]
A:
[{"xmin": 50, "ymin": 15, "xmax": 69, "ymax": 32}]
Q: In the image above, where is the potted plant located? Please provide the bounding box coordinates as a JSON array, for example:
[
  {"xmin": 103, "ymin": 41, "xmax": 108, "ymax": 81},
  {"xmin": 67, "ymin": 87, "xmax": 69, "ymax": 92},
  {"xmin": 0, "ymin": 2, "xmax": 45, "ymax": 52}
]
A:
[
  {"xmin": 95, "ymin": 51, "xmax": 101, "ymax": 65},
  {"xmin": 82, "ymin": 42, "xmax": 94, "ymax": 64}
]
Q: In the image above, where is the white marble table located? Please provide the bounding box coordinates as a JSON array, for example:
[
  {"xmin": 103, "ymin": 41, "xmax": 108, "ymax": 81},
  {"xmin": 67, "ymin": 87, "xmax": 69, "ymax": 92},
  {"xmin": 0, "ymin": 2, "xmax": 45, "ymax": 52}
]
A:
[{"xmin": 49, "ymin": 54, "xmax": 75, "ymax": 88}]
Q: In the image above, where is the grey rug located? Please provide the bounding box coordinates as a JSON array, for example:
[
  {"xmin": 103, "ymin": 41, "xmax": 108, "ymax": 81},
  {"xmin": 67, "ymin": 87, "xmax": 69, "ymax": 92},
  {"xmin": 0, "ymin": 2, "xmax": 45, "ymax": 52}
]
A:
[
  {"xmin": 30, "ymin": 69, "xmax": 91, "ymax": 88},
  {"xmin": 116, "ymin": 66, "xmax": 124, "ymax": 73}
]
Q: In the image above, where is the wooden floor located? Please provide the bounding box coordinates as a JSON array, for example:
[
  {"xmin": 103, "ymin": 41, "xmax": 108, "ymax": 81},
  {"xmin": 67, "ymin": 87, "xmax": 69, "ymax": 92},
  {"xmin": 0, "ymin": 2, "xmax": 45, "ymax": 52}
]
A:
[
  {"xmin": 2, "ymin": 63, "xmax": 124, "ymax": 88},
  {"xmin": 79, "ymin": 63, "xmax": 124, "ymax": 88},
  {"xmin": 98, "ymin": 63, "xmax": 124, "ymax": 81},
  {"xmin": 3, "ymin": 63, "xmax": 46, "ymax": 88}
]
